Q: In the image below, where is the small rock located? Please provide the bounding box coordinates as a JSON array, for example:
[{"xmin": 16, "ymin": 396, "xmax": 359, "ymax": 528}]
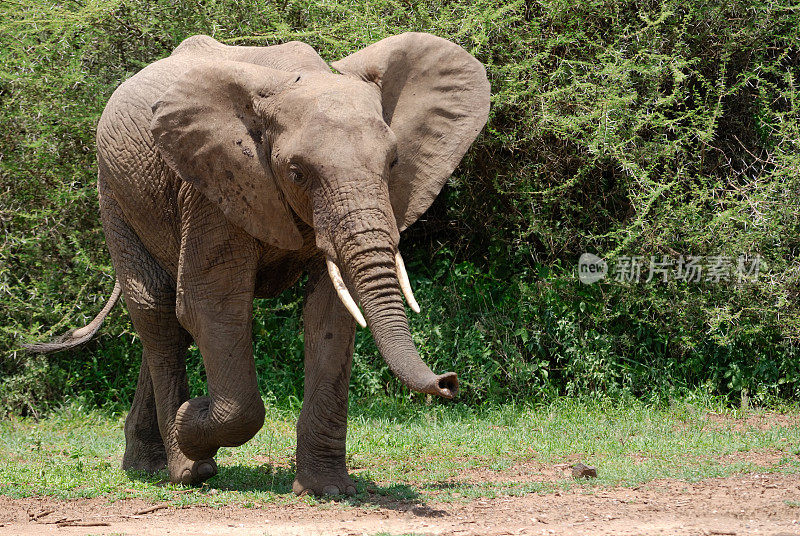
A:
[{"xmin": 571, "ymin": 462, "xmax": 597, "ymax": 479}]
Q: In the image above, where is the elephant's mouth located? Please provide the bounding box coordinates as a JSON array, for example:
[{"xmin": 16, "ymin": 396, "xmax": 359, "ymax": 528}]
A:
[
  {"xmin": 325, "ymin": 251, "xmax": 419, "ymax": 327},
  {"xmin": 324, "ymin": 249, "xmax": 459, "ymax": 400}
]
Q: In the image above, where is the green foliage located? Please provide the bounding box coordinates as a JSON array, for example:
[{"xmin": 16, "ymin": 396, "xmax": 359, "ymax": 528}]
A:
[{"xmin": 1, "ymin": 0, "xmax": 798, "ymax": 414}]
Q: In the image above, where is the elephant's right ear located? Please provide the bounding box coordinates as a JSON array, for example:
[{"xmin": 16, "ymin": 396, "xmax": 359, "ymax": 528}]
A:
[
  {"xmin": 332, "ymin": 33, "xmax": 489, "ymax": 232},
  {"xmin": 150, "ymin": 60, "xmax": 303, "ymax": 250}
]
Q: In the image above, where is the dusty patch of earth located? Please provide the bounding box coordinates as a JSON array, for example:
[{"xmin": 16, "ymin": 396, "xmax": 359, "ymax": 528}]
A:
[
  {"xmin": 2, "ymin": 468, "xmax": 800, "ymax": 536},
  {"xmin": 702, "ymin": 412, "xmax": 800, "ymax": 432}
]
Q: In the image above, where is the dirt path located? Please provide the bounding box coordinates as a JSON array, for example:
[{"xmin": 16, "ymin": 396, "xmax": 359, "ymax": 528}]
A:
[{"xmin": 2, "ymin": 471, "xmax": 799, "ymax": 536}]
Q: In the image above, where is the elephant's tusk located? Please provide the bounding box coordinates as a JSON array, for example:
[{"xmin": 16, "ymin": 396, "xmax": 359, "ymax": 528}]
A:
[
  {"xmin": 326, "ymin": 258, "xmax": 367, "ymax": 328},
  {"xmin": 394, "ymin": 252, "xmax": 420, "ymax": 314}
]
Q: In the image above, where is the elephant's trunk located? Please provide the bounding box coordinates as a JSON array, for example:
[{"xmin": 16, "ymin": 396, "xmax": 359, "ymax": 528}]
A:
[{"xmin": 332, "ymin": 223, "xmax": 458, "ymax": 399}]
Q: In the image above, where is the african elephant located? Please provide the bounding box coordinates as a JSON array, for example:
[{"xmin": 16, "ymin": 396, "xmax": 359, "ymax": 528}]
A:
[{"xmin": 28, "ymin": 33, "xmax": 489, "ymax": 496}]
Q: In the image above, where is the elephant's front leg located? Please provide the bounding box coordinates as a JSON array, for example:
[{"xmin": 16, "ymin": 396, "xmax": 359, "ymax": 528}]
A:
[
  {"xmin": 172, "ymin": 188, "xmax": 265, "ymax": 472},
  {"xmin": 293, "ymin": 260, "xmax": 357, "ymax": 496}
]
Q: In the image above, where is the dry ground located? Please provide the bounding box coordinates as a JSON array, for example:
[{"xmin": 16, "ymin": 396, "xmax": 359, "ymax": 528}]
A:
[{"xmin": 2, "ymin": 454, "xmax": 799, "ymax": 536}]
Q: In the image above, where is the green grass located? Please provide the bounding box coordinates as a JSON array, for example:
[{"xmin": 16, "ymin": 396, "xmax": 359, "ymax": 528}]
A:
[{"xmin": 1, "ymin": 399, "xmax": 798, "ymax": 507}]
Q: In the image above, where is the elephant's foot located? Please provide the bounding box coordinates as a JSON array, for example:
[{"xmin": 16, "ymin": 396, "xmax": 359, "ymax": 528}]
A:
[
  {"xmin": 167, "ymin": 450, "xmax": 218, "ymax": 485},
  {"xmin": 174, "ymin": 396, "xmax": 218, "ymax": 460},
  {"xmin": 122, "ymin": 442, "xmax": 168, "ymax": 473},
  {"xmin": 293, "ymin": 469, "xmax": 357, "ymax": 497},
  {"xmin": 174, "ymin": 395, "xmax": 262, "ymax": 461}
]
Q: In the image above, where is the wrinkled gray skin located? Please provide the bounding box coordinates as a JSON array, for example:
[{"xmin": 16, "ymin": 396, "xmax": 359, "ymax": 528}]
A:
[{"xmin": 56, "ymin": 33, "xmax": 488, "ymax": 495}]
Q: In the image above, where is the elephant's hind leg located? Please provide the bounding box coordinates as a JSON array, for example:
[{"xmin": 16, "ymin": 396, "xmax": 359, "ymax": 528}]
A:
[
  {"xmin": 122, "ymin": 355, "xmax": 167, "ymax": 472},
  {"xmin": 99, "ymin": 186, "xmax": 217, "ymax": 485}
]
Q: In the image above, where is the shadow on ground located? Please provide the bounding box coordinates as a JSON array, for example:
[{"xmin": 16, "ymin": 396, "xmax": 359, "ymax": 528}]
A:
[{"xmin": 126, "ymin": 462, "xmax": 441, "ymax": 513}]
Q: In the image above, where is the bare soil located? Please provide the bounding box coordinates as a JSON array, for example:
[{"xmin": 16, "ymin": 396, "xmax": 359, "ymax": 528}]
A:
[{"xmin": 2, "ymin": 452, "xmax": 799, "ymax": 536}]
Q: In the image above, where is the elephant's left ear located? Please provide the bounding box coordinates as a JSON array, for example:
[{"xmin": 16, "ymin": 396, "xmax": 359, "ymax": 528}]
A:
[
  {"xmin": 150, "ymin": 60, "xmax": 304, "ymax": 250},
  {"xmin": 332, "ymin": 33, "xmax": 490, "ymax": 231}
]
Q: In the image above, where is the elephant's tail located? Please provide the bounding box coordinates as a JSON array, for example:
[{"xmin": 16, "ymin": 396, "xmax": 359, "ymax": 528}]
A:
[{"xmin": 23, "ymin": 278, "xmax": 123, "ymax": 353}]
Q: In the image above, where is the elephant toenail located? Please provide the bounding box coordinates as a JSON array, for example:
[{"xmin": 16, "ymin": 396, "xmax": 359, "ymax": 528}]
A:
[
  {"xmin": 197, "ymin": 462, "xmax": 215, "ymax": 479},
  {"xmin": 322, "ymin": 485, "xmax": 341, "ymax": 495},
  {"xmin": 345, "ymin": 485, "xmax": 357, "ymax": 496},
  {"xmin": 180, "ymin": 468, "xmax": 193, "ymax": 485}
]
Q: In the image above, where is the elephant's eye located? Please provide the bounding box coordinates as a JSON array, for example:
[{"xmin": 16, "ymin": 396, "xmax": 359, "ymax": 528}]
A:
[
  {"xmin": 288, "ymin": 163, "xmax": 305, "ymax": 184},
  {"xmin": 390, "ymin": 156, "xmax": 399, "ymax": 169}
]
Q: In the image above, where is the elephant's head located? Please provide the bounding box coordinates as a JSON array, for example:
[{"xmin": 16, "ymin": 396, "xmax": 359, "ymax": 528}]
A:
[{"xmin": 150, "ymin": 33, "xmax": 490, "ymax": 399}]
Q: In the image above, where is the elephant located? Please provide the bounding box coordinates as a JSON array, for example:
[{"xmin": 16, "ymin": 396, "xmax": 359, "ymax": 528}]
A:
[{"xmin": 27, "ymin": 32, "xmax": 490, "ymax": 496}]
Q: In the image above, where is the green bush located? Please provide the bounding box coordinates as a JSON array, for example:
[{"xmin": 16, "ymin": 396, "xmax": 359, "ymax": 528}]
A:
[{"xmin": 1, "ymin": 0, "xmax": 798, "ymax": 415}]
